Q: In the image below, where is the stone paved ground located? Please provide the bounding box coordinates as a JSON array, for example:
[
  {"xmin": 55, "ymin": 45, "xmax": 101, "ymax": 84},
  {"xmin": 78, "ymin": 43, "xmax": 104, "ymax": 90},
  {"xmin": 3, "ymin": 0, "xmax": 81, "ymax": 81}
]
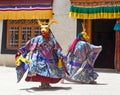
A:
[{"xmin": 0, "ymin": 66, "xmax": 120, "ymax": 95}]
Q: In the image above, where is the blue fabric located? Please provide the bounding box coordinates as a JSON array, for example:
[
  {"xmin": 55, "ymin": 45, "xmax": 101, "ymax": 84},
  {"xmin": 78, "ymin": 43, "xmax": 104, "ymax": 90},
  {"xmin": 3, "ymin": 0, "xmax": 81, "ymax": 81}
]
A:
[
  {"xmin": 66, "ymin": 41, "xmax": 102, "ymax": 83},
  {"xmin": 77, "ymin": 33, "xmax": 82, "ymax": 39},
  {"xmin": 68, "ymin": 61, "xmax": 93, "ymax": 69},
  {"xmin": 16, "ymin": 62, "xmax": 28, "ymax": 83},
  {"xmin": 114, "ymin": 24, "xmax": 120, "ymax": 31},
  {"xmin": 15, "ymin": 46, "xmax": 29, "ymax": 83},
  {"xmin": 25, "ymin": 35, "xmax": 65, "ymax": 78}
]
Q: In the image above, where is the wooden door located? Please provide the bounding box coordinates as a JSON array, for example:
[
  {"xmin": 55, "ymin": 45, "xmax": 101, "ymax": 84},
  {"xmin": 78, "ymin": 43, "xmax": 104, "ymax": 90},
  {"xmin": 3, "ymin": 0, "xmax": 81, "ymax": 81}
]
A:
[{"xmin": 92, "ymin": 19, "xmax": 116, "ymax": 69}]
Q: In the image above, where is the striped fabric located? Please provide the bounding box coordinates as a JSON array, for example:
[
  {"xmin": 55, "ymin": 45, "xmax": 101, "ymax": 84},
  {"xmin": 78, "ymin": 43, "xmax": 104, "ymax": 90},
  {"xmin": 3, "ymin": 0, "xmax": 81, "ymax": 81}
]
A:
[
  {"xmin": 69, "ymin": 0, "xmax": 120, "ymax": 19},
  {"xmin": 0, "ymin": 0, "xmax": 53, "ymax": 20},
  {"xmin": 0, "ymin": 5, "xmax": 52, "ymax": 11},
  {"xmin": 114, "ymin": 21, "xmax": 120, "ymax": 71},
  {"xmin": 0, "ymin": 0, "xmax": 53, "ymax": 6}
]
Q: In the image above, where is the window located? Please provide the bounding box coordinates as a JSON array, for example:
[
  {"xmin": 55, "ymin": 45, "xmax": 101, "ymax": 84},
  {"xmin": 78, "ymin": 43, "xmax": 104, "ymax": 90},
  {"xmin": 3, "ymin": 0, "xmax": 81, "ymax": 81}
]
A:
[{"xmin": 1, "ymin": 20, "xmax": 41, "ymax": 54}]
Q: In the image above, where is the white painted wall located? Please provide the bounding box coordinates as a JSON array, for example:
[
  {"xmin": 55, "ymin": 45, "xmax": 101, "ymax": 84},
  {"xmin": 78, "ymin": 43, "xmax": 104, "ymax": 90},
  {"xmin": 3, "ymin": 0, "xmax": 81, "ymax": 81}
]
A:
[
  {"xmin": 51, "ymin": 0, "xmax": 76, "ymax": 54},
  {"xmin": 0, "ymin": 0, "xmax": 76, "ymax": 66}
]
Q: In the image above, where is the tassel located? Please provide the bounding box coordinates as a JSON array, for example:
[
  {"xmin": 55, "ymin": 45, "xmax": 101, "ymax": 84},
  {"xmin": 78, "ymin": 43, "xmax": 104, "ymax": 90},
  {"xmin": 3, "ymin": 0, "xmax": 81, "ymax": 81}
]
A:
[{"xmin": 58, "ymin": 57, "xmax": 63, "ymax": 68}]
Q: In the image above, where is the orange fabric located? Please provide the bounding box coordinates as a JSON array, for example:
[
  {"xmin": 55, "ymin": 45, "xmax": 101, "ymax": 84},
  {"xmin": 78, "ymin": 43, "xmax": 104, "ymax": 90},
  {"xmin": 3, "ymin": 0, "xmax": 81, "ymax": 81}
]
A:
[{"xmin": 115, "ymin": 31, "xmax": 120, "ymax": 71}]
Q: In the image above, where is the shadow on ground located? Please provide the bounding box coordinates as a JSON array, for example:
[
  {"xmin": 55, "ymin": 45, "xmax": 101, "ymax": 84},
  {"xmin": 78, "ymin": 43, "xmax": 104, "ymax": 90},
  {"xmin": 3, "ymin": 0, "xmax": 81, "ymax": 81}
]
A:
[
  {"xmin": 20, "ymin": 86, "xmax": 72, "ymax": 92},
  {"xmin": 61, "ymin": 82, "xmax": 107, "ymax": 85}
]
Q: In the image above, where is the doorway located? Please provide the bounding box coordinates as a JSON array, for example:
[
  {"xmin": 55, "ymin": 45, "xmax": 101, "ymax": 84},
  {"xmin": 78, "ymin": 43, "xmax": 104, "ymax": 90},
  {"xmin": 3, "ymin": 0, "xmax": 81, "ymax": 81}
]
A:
[{"xmin": 92, "ymin": 19, "xmax": 116, "ymax": 69}]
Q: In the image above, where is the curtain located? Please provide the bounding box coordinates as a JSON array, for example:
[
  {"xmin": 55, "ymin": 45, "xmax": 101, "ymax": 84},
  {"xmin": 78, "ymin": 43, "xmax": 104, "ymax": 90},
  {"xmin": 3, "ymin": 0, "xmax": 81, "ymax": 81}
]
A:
[
  {"xmin": 0, "ymin": 0, "xmax": 53, "ymax": 20},
  {"xmin": 69, "ymin": 0, "xmax": 120, "ymax": 19}
]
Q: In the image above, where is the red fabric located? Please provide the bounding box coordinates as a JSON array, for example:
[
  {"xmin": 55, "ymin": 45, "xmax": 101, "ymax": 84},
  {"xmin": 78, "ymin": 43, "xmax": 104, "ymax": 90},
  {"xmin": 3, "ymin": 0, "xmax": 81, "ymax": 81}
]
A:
[
  {"xmin": 61, "ymin": 58, "xmax": 70, "ymax": 75},
  {"xmin": 0, "ymin": 0, "xmax": 53, "ymax": 6},
  {"xmin": 25, "ymin": 74, "xmax": 61, "ymax": 83},
  {"xmin": 68, "ymin": 38, "xmax": 79, "ymax": 53}
]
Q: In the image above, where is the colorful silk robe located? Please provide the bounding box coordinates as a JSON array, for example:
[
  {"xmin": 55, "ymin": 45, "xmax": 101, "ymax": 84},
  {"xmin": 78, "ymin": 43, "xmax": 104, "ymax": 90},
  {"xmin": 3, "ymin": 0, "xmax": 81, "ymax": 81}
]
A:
[
  {"xmin": 25, "ymin": 35, "xmax": 65, "ymax": 79},
  {"xmin": 66, "ymin": 41, "xmax": 102, "ymax": 83},
  {"xmin": 15, "ymin": 34, "xmax": 66, "ymax": 83}
]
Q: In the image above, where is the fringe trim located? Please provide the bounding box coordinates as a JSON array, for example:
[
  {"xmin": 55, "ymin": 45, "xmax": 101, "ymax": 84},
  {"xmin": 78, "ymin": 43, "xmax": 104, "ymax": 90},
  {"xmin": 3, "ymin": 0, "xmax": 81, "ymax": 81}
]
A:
[
  {"xmin": 0, "ymin": 10, "xmax": 53, "ymax": 20},
  {"xmin": 69, "ymin": 6, "xmax": 120, "ymax": 19}
]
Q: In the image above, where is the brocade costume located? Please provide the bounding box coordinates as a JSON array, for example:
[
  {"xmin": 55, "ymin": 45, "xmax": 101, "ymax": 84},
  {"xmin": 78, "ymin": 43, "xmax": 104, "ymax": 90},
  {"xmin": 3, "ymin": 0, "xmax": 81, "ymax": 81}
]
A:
[
  {"xmin": 25, "ymin": 35, "xmax": 65, "ymax": 83},
  {"xmin": 66, "ymin": 41, "xmax": 102, "ymax": 83}
]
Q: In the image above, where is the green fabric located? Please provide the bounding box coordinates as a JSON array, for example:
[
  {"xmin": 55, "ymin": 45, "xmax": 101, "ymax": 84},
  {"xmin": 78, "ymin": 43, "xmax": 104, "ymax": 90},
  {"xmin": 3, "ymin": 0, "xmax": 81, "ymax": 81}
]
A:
[{"xmin": 70, "ymin": 6, "xmax": 120, "ymax": 14}]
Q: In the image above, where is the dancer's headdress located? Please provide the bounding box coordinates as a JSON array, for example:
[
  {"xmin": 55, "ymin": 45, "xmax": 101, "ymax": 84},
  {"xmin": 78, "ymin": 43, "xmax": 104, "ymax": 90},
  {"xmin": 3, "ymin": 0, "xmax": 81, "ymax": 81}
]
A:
[
  {"xmin": 37, "ymin": 19, "xmax": 58, "ymax": 32},
  {"xmin": 68, "ymin": 23, "xmax": 89, "ymax": 53},
  {"xmin": 77, "ymin": 23, "xmax": 89, "ymax": 41}
]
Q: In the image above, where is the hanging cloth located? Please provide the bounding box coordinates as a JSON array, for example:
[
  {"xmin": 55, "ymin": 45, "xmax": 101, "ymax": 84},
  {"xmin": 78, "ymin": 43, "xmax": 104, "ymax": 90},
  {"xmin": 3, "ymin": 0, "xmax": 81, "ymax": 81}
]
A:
[{"xmin": 114, "ymin": 20, "xmax": 120, "ymax": 71}]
